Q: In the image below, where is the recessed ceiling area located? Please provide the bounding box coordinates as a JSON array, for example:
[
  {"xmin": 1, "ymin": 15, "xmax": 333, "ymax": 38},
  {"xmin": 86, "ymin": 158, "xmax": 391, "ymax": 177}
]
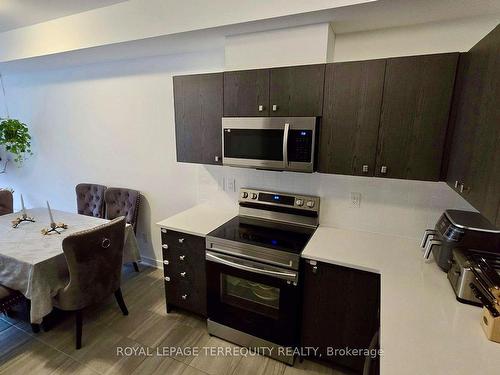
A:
[{"xmin": 0, "ymin": 0, "xmax": 128, "ymax": 33}]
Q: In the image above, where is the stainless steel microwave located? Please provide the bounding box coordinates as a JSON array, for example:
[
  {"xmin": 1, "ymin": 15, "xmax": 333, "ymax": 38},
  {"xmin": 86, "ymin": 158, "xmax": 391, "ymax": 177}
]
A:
[{"xmin": 222, "ymin": 117, "xmax": 318, "ymax": 172}]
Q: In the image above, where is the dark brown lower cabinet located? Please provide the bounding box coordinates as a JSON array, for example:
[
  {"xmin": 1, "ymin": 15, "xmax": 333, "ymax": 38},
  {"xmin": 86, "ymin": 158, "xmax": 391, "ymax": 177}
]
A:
[
  {"xmin": 301, "ymin": 259, "xmax": 380, "ymax": 373},
  {"xmin": 161, "ymin": 228, "xmax": 207, "ymax": 316}
]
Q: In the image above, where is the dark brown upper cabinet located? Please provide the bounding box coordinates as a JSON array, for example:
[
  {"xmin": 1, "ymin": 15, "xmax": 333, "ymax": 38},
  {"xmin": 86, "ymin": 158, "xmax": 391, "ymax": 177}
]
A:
[
  {"xmin": 446, "ymin": 25, "xmax": 500, "ymax": 225},
  {"xmin": 223, "ymin": 69, "xmax": 269, "ymax": 116},
  {"xmin": 301, "ymin": 260, "xmax": 380, "ymax": 373},
  {"xmin": 319, "ymin": 60, "xmax": 386, "ymax": 176},
  {"xmin": 269, "ymin": 64, "xmax": 325, "ymax": 116},
  {"xmin": 375, "ymin": 53, "xmax": 459, "ymax": 181},
  {"xmin": 173, "ymin": 73, "xmax": 223, "ymax": 165}
]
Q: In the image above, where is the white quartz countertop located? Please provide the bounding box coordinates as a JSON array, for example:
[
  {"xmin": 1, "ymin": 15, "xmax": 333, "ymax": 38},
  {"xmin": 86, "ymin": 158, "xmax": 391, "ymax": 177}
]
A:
[
  {"xmin": 156, "ymin": 203, "xmax": 236, "ymax": 237},
  {"xmin": 302, "ymin": 226, "xmax": 500, "ymax": 375}
]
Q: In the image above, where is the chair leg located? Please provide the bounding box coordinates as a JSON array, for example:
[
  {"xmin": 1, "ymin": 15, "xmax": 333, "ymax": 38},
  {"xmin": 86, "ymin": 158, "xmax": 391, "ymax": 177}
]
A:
[
  {"xmin": 75, "ymin": 310, "xmax": 83, "ymax": 350},
  {"xmin": 133, "ymin": 262, "xmax": 140, "ymax": 272},
  {"xmin": 114, "ymin": 288, "xmax": 128, "ymax": 316}
]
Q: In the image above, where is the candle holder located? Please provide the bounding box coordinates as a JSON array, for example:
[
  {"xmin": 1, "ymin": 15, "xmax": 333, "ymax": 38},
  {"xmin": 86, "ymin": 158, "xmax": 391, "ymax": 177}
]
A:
[
  {"xmin": 41, "ymin": 222, "xmax": 68, "ymax": 235},
  {"xmin": 12, "ymin": 213, "xmax": 36, "ymax": 228}
]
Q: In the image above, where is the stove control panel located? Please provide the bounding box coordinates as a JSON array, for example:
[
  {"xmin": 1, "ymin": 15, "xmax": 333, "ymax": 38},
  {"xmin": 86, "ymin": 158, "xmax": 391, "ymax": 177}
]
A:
[{"xmin": 239, "ymin": 188, "xmax": 320, "ymax": 212}]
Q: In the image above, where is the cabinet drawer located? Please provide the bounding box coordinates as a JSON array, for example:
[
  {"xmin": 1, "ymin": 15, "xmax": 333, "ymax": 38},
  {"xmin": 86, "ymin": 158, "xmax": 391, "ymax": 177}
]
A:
[
  {"xmin": 164, "ymin": 278, "xmax": 206, "ymax": 316},
  {"xmin": 161, "ymin": 229, "xmax": 204, "ymax": 251}
]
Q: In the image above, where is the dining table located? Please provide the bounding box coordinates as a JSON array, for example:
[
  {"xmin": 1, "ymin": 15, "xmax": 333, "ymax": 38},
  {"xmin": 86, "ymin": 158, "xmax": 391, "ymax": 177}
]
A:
[{"xmin": 0, "ymin": 208, "xmax": 141, "ymax": 323}]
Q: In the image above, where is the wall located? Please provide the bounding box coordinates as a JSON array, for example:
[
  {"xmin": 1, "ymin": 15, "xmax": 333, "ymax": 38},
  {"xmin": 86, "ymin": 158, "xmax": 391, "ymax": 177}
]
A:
[
  {"xmin": 334, "ymin": 15, "xmax": 500, "ymax": 61},
  {"xmin": 1, "ymin": 17, "xmax": 487, "ymax": 265},
  {"xmin": 224, "ymin": 23, "xmax": 335, "ymax": 70},
  {"xmin": 0, "ymin": 49, "xmax": 225, "ymax": 265}
]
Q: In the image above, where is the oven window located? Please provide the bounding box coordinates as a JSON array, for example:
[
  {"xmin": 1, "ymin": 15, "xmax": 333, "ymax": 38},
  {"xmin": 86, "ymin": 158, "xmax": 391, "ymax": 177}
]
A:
[
  {"xmin": 224, "ymin": 129, "xmax": 284, "ymax": 161},
  {"xmin": 221, "ymin": 274, "xmax": 280, "ymax": 318}
]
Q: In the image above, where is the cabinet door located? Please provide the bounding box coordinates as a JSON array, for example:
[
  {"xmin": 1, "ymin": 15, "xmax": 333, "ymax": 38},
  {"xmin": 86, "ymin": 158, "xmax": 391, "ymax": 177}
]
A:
[
  {"xmin": 319, "ymin": 60, "xmax": 386, "ymax": 176},
  {"xmin": 223, "ymin": 69, "xmax": 269, "ymax": 116},
  {"xmin": 269, "ymin": 64, "xmax": 325, "ymax": 116},
  {"xmin": 301, "ymin": 260, "xmax": 380, "ymax": 373},
  {"xmin": 447, "ymin": 25, "xmax": 500, "ymax": 223},
  {"xmin": 375, "ymin": 53, "xmax": 458, "ymax": 181},
  {"xmin": 173, "ymin": 73, "xmax": 223, "ymax": 165}
]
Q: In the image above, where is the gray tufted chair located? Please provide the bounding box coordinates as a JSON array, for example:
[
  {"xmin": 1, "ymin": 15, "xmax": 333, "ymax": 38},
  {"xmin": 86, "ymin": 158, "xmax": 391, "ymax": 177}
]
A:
[
  {"xmin": 104, "ymin": 187, "xmax": 141, "ymax": 272},
  {"xmin": 75, "ymin": 183, "xmax": 107, "ymax": 218},
  {"xmin": 54, "ymin": 217, "xmax": 128, "ymax": 349},
  {"xmin": 0, "ymin": 190, "xmax": 13, "ymax": 216}
]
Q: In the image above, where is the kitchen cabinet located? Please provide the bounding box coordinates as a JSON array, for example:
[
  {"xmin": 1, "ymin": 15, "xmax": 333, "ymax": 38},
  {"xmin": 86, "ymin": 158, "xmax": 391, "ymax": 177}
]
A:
[
  {"xmin": 301, "ymin": 259, "xmax": 380, "ymax": 373},
  {"xmin": 446, "ymin": 25, "xmax": 500, "ymax": 225},
  {"xmin": 223, "ymin": 64, "xmax": 325, "ymax": 117},
  {"xmin": 269, "ymin": 64, "xmax": 325, "ymax": 116},
  {"xmin": 375, "ymin": 53, "xmax": 459, "ymax": 181},
  {"xmin": 224, "ymin": 69, "xmax": 270, "ymax": 116},
  {"xmin": 173, "ymin": 73, "xmax": 223, "ymax": 165},
  {"xmin": 161, "ymin": 228, "xmax": 207, "ymax": 316},
  {"xmin": 319, "ymin": 60, "xmax": 386, "ymax": 176}
]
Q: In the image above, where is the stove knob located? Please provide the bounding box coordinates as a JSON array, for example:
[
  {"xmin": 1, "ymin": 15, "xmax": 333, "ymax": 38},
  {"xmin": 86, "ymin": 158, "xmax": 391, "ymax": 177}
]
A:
[
  {"xmin": 241, "ymin": 192, "xmax": 248, "ymax": 199},
  {"xmin": 306, "ymin": 200, "xmax": 315, "ymax": 208},
  {"xmin": 251, "ymin": 193, "xmax": 258, "ymax": 199},
  {"xmin": 296, "ymin": 199, "xmax": 304, "ymax": 207}
]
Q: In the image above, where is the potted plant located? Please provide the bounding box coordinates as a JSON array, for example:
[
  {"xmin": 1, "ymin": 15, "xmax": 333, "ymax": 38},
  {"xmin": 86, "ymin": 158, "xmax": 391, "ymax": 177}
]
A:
[{"xmin": 0, "ymin": 118, "xmax": 33, "ymax": 168}]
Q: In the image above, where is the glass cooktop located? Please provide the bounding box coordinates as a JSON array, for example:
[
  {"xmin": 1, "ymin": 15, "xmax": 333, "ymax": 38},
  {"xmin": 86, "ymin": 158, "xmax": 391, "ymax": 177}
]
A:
[{"xmin": 208, "ymin": 216, "xmax": 316, "ymax": 255}]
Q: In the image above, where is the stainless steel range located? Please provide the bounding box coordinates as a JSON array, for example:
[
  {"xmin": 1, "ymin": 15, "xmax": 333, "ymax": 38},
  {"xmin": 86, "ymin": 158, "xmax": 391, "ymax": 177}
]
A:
[{"xmin": 205, "ymin": 188, "xmax": 320, "ymax": 365}]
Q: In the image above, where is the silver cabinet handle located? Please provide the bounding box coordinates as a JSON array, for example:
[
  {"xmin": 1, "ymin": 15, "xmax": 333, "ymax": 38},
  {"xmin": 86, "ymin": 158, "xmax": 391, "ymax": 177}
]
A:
[
  {"xmin": 362, "ymin": 165, "xmax": 369, "ymax": 173},
  {"xmin": 459, "ymin": 184, "xmax": 464, "ymax": 193},
  {"xmin": 179, "ymin": 255, "xmax": 185, "ymax": 261},
  {"xmin": 181, "ymin": 294, "xmax": 188, "ymax": 300},
  {"xmin": 180, "ymin": 272, "xmax": 186, "ymax": 277},
  {"xmin": 454, "ymin": 181, "xmax": 460, "ymax": 188},
  {"xmin": 164, "ymin": 276, "xmax": 170, "ymax": 282},
  {"xmin": 178, "ymin": 238, "xmax": 185, "ymax": 244},
  {"xmin": 312, "ymin": 265, "xmax": 318, "ymax": 274},
  {"xmin": 258, "ymin": 105, "xmax": 264, "ymax": 112},
  {"xmin": 163, "ymin": 260, "xmax": 169, "ymax": 265},
  {"xmin": 214, "ymin": 156, "xmax": 220, "ymax": 162},
  {"xmin": 272, "ymin": 104, "xmax": 278, "ymax": 112},
  {"xmin": 161, "ymin": 228, "xmax": 167, "ymax": 233},
  {"xmin": 380, "ymin": 166, "xmax": 387, "ymax": 174},
  {"xmin": 283, "ymin": 122, "xmax": 290, "ymax": 167},
  {"xmin": 162, "ymin": 244, "xmax": 168, "ymax": 249}
]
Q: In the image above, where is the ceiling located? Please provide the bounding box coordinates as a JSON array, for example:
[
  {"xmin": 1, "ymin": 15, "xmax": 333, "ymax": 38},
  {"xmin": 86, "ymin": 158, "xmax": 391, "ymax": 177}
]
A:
[{"xmin": 0, "ymin": 0, "xmax": 128, "ymax": 33}]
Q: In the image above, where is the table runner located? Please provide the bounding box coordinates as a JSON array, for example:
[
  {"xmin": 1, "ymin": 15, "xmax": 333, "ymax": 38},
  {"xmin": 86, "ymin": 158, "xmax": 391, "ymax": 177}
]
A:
[{"xmin": 0, "ymin": 208, "xmax": 141, "ymax": 323}]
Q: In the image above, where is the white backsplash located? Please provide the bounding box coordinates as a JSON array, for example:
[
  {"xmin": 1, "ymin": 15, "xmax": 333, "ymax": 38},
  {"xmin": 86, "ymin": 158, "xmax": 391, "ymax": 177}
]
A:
[{"xmin": 197, "ymin": 165, "xmax": 475, "ymax": 240}]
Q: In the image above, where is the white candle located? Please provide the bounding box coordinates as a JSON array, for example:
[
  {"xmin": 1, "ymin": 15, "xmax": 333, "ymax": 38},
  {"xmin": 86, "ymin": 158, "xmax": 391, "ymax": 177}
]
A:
[
  {"xmin": 21, "ymin": 194, "xmax": 27, "ymax": 216},
  {"xmin": 46, "ymin": 201, "xmax": 55, "ymax": 224}
]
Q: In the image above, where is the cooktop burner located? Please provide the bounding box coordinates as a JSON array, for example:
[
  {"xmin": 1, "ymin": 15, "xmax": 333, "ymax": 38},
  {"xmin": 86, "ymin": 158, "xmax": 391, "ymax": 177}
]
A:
[{"xmin": 208, "ymin": 216, "xmax": 316, "ymax": 255}]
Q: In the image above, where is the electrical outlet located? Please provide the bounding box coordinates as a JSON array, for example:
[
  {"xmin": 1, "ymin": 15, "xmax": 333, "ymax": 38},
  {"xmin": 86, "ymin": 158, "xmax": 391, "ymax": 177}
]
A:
[
  {"xmin": 350, "ymin": 192, "xmax": 361, "ymax": 208},
  {"xmin": 226, "ymin": 177, "xmax": 236, "ymax": 192}
]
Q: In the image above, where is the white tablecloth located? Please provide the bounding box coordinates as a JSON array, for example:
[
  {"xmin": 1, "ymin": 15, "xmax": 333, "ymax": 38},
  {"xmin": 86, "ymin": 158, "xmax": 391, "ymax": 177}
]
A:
[{"xmin": 0, "ymin": 208, "xmax": 141, "ymax": 323}]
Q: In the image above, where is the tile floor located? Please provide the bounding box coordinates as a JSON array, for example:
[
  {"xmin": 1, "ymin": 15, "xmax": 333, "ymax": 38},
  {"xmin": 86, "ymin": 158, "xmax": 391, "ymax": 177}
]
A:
[{"xmin": 0, "ymin": 266, "xmax": 350, "ymax": 375}]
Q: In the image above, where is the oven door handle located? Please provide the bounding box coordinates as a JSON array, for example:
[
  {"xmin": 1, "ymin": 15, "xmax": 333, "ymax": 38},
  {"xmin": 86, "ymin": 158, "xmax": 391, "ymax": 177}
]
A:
[
  {"xmin": 283, "ymin": 122, "xmax": 290, "ymax": 167},
  {"xmin": 206, "ymin": 252, "xmax": 298, "ymax": 282}
]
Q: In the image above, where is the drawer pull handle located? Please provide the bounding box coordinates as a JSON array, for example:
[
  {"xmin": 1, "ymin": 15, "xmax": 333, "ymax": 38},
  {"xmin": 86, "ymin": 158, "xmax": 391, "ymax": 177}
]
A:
[
  {"xmin": 161, "ymin": 228, "xmax": 167, "ymax": 233},
  {"xmin": 178, "ymin": 238, "xmax": 185, "ymax": 244},
  {"xmin": 181, "ymin": 294, "xmax": 188, "ymax": 300},
  {"xmin": 163, "ymin": 260, "xmax": 169, "ymax": 265},
  {"xmin": 179, "ymin": 255, "xmax": 186, "ymax": 261},
  {"xmin": 362, "ymin": 165, "xmax": 369, "ymax": 173},
  {"xmin": 380, "ymin": 166, "xmax": 387, "ymax": 174},
  {"xmin": 162, "ymin": 244, "xmax": 168, "ymax": 250},
  {"xmin": 164, "ymin": 276, "xmax": 170, "ymax": 282},
  {"xmin": 180, "ymin": 272, "xmax": 186, "ymax": 277}
]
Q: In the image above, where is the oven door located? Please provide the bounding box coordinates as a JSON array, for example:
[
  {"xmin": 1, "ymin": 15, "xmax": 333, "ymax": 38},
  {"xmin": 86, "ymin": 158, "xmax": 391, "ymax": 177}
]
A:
[
  {"xmin": 206, "ymin": 250, "xmax": 301, "ymax": 347},
  {"xmin": 222, "ymin": 117, "xmax": 316, "ymax": 172}
]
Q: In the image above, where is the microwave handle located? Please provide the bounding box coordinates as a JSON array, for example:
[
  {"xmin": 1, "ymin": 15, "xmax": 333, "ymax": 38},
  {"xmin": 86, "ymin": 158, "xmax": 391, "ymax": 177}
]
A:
[{"xmin": 283, "ymin": 122, "xmax": 290, "ymax": 167}]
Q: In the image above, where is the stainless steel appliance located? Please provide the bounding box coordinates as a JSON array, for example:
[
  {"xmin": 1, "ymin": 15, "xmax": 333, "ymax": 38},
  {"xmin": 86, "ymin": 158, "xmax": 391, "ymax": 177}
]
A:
[
  {"xmin": 205, "ymin": 188, "xmax": 320, "ymax": 365},
  {"xmin": 222, "ymin": 117, "xmax": 318, "ymax": 172},
  {"xmin": 421, "ymin": 210, "xmax": 500, "ymax": 272},
  {"xmin": 448, "ymin": 249, "xmax": 500, "ymax": 306}
]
